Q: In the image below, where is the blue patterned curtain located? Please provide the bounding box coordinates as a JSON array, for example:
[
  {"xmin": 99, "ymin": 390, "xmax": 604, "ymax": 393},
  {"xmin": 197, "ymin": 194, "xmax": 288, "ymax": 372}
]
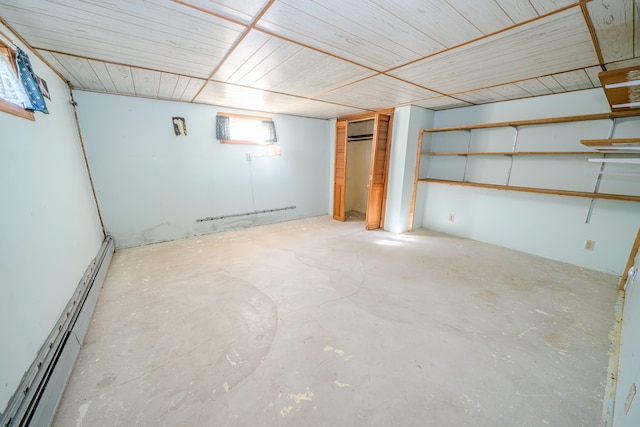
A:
[
  {"xmin": 215, "ymin": 115, "xmax": 230, "ymax": 140},
  {"xmin": 15, "ymin": 47, "xmax": 48, "ymax": 114},
  {"xmin": 262, "ymin": 120, "xmax": 277, "ymax": 143}
]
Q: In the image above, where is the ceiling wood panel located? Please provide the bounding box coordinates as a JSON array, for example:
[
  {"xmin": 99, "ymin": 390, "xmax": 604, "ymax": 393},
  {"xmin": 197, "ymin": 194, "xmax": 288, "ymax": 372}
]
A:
[
  {"xmin": 275, "ymin": 99, "xmax": 368, "ymax": 120},
  {"xmin": 132, "ymin": 69, "xmax": 161, "ymax": 98},
  {"xmin": 445, "ymin": 1, "xmax": 515, "ymax": 32},
  {"xmin": 173, "ymin": 0, "xmax": 269, "ymax": 24},
  {"xmin": 390, "ymin": 8, "xmax": 598, "ymax": 93},
  {"xmin": 214, "ymin": 30, "xmax": 374, "ymax": 97},
  {"xmin": 537, "ymin": 75, "xmax": 566, "ymax": 93},
  {"xmin": 1, "ymin": 0, "xmax": 630, "ymax": 118},
  {"xmin": 0, "ymin": 0, "xmax": 244, "ymax": 77},
  {"xmin": 103, "ymin": 63, "xmax": 136, "ymax": 95},
  {"xmin": 514, "ymin": 79, "xmax": 554, "ymax": 96},
  {"xmin": 587, "ymin": 0, "xmax": 635, "ymax": 63},
  {"xmin": 606, "ymin": 58, "xmax": 640, "ymax": 70},
  {"xmin": 488, "ymin": 83, "xmax": 533, "ymax": 100},
  {"xmin": 529, "ymin": 0, "xmax": 576, "ymax": 15},
  {"xmin": 494, "ymin": 0, "xmax": 540, "ymax": 23},
  {"xmin": 316, "ymin": 75, "xmax": 439, "ymax": 110},
  {"xmin": 551, "ymin": 69, "xmax": 594, "ymax": 91},
  {"xmin": 456, "ymin": 88, "xmax": 509, "ymax": 104},
  {"xmin": 258, "ymin": 0, "xmax": 440, "ymax": 69},
  {"xmin": 195, "ymin": 80, "xmax": 305, "ymax": 112},
  {"xmin": 414, "ymin": 97, "xmax": 473, "ymax": 110},
  {"xmin": 369, "ymin": 0, "xmax": 484, "ymax": 48},
  {"xmin": 584, "ymin": 66, "xmax": 603, "ymax": 88}
]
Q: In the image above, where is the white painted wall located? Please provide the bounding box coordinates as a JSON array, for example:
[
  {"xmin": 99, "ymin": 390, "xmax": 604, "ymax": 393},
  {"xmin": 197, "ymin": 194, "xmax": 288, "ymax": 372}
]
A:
[
  {"xmin": 385, "ymin": 105, "xmax": 434, "ymax": 233},
  {"xmin": 614, "ymin": 246, "xmax": 640, "ymax": 426},
  {"xmin": 418, "ymin": 89, "xmax": 640, "ymax": 275},
  {"xmin": 0, "ymin": 28, "xmax": 103, "ymax": 413},
  {"xmin": 74, "ymin": 91, "xmax": 331, "ymax": 247}
]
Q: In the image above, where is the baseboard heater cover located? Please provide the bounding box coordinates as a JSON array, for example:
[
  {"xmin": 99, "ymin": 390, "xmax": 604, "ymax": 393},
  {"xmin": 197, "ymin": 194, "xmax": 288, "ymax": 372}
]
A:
[{"xmin": 1, "ymin": 236, "xmax": 115, "ymax": 427}]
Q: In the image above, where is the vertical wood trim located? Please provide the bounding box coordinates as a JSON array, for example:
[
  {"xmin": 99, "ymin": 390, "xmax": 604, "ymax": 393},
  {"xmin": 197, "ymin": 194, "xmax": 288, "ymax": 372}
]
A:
[
  {"xmin": 579, "ymin": 0, "xmax": 606, "ymax": 70},
  {"xmin": 365, "ymin": 113, "xmax": 390, "ymax": 230},
  {"xmin": 379, "ymin": 109, "xmax": 394, "ymax": 229},
  {"xmin": 619, "ymin": 227, "xmax": 640, "ymax": 290},
  {"xmin": 333, "ymin": 120, "xmax": 348, "ymax": 221},
  {"xmin": 69, "ymin": 88, "xmax": 106, "ymax": 237},
  {"xmin": 408, "ymin": 130, "xmax": 425, "ymax": 232}
]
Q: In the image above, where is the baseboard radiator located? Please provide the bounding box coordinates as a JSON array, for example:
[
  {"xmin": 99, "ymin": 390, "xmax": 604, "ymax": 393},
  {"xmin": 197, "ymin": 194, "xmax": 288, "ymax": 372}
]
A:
[{"xmin": 1, "ymin": 236, "xmax": 115, "ymax": 427}]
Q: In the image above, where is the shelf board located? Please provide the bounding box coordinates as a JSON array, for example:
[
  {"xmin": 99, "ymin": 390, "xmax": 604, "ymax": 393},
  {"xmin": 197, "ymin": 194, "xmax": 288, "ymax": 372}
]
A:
[
  {"xmin": 422, "ymin": 151, "xmax": 598, "ymax": 156},
  {"xmin": 423, "ymin": 111, "xmax": 640, "ymax": 133},
  {"xmin": 580, "ymin": 138, "xmax": 640, "ymax": 146},
  {"xmin": 419, "ymin": 178, "xmax": 640, "ymax": 203}
]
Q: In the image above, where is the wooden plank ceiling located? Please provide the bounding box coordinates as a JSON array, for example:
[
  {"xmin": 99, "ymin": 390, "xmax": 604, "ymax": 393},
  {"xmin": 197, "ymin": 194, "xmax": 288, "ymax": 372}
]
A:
[{"xmin": 0, "ymin": 0, "xmax": 637, "ymax": 119}]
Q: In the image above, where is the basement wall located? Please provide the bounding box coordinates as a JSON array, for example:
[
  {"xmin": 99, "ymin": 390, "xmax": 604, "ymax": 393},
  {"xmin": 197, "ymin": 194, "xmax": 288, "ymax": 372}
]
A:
[
  {"xmin": 385, "ymin": 105, "xmax": 434, "ymax": 233},
  {"xmin": 0, "ymin": 25, "xmax": 103, "ymax": 413},
  {"xmin": 415, "ymin": 89, "xmax": 640, "ymax": 275},
  {"xmin": 73, "ymin": 91, "xmax": 331, "ymax": 248}
]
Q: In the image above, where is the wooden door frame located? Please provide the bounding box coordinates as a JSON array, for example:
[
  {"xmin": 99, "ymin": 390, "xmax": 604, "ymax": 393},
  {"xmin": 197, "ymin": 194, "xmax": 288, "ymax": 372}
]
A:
[{"xmin": 335, "ymin": 109, "xmax": 394, "ymax": 229}]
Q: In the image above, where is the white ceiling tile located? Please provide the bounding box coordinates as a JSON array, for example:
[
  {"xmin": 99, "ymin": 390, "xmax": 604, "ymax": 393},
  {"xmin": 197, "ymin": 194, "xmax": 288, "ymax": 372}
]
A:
[
  {"xmin": 369, "ymin": 0, "xmax": 484, "ymax": 48},
  {"xmin": 488, "ymin": 83, "xmax": 533, "ymax": 100},
  {"xmin": 214, "ymin": 30, "xmax": 374, "ymax": 97},
  {"xmin": 514, "ymin": 79, "xmax": 554, "ymax": 96},
  {"xmin": 456, "ymin": 89, "xmax": 509, "ymax": 104},
  {"xmin": 258, "ymin": 0, "xmax": 444, "ymax": 69},
  {"xmin": 494, "ymin": 0, "xmax": 540, "ymax": 23},
  {"xmin": 413, "ymin": 97, "xmax": 473, "ymax": 110},
  {"xmin": 551, "ymin": 70, "xmax": 594, "ymax": 91},
  {"xmin": 173, "ymin": 0, "xmax": 269, "ymax": 24},
  {"xmin": 390, "ymin": 8, "xmax": 598, "ymax": 94},
  {"xmin": 0, "ymin": 0, "xmax": 244, "ymax": 78},
  {"xmin": 443, "ymin": 1, "xmax": 515, "ymax": 33},
  {"xmin": 195, "ymin": 81, "xmax": 305, "ymax": 113},
  {"xmin": 529, "ymin": 0, "xmax": 576, "ymax": 15},
  {"xmin": 316, "ymin": 75, "xmax": 440, "ymax": 110},
  {"xmin": 275, "ymin": 99, "xmax": 369, "ymax": 120},
  {"xmin": 587, "ymin": 0, "xmax": 635, "ymax": 63}
]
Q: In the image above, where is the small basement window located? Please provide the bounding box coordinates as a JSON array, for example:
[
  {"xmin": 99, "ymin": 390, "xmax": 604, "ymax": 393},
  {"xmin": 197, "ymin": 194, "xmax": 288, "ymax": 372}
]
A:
[
  {"xmin": 0, "ymin": 38, "xmax": 35, "ymax": 121},
  {"xmin": 216, "ymin": 113, "xmax": 277, "ymax": 145}
]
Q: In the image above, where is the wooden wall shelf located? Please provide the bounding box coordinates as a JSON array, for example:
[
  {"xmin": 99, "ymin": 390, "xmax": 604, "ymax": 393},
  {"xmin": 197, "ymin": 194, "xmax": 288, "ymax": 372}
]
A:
[
  {"xmin": 424, "ymin": 111, "xmax": 640, "ymax": 133},
  {"xmin": 409, "ymin": 111, "xmax": 640, "ymax": 231},
  {"xmin": 419, "ymin": 179, "xmax": 640, "ymax": 203},
  {"xmin": 423, "ymin": 151, "xmax": 598, "ymax": 156}
]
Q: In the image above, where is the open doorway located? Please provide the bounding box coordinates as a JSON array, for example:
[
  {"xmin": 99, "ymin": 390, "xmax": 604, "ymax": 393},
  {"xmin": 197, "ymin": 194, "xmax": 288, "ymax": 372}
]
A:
[
  {"xmin": 344, "ymin": 119, "xmax": 373, "ymax": 222},
  {"xmin": 333, "ymin": 110, "xmax": 393, "ymax": 230}
]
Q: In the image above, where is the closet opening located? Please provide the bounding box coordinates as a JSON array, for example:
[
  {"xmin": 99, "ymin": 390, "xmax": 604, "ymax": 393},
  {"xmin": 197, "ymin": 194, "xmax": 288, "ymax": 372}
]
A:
[
  {"xmin": 344, "ymin": 118, "xmax": 374, "ymax": 222},
  {"xmin": 333, "ymin": 110, "xmax": 393, "ymax": 230}
]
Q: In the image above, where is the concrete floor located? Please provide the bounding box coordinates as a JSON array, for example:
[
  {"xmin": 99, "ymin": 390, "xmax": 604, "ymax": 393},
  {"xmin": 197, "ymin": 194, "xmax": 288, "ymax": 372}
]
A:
[{"xmin": 54, "ymin": 216, "xmax": 619, "ymax": 426}]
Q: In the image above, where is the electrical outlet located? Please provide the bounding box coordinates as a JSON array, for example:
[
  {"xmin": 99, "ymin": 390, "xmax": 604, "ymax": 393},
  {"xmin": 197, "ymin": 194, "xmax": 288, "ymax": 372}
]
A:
[
  {"xmin": 584, "ymin": 240, "xmax": 595, "ymax": 251},
  {"xmin": 448, "ymin": 213, "xmax": 455, "ymax": 222}
]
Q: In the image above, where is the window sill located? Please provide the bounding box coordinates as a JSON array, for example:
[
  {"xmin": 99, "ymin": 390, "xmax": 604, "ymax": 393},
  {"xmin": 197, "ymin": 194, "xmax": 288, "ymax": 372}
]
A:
[
  {"xmin": 220, "ymin": 139, "xmax": 273, "ymax": 146},
  {"xmin": 0, "ymin": 99, "xmax": 35, "ymax": 121}
]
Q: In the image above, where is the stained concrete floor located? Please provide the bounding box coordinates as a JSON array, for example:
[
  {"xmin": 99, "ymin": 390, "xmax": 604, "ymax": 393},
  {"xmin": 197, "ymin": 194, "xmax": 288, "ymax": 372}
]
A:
[{"xmin": 54, "ymin": 216, "xmax": 619, "ymax": 426}]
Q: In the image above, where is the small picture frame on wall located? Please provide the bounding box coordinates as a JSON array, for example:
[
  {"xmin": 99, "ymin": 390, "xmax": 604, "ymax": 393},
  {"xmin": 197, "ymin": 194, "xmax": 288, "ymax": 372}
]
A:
[
  {"xmin": 38, "ymin": 76, "xmax": 51, "ymax": 100},
  {"xmin": 173, "ymin": 117, "xmax": 187, "ymax": 136}
]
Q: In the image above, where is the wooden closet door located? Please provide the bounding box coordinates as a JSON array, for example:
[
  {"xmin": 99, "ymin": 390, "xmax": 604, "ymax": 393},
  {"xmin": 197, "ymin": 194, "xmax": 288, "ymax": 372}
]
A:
[
  {"xmin": 333, "ymin": 120, "xmax": 347, "ymax": 221},
  {"xmin": 365, "ymin": 113, "xmax": 390, "ymax": 230}
]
